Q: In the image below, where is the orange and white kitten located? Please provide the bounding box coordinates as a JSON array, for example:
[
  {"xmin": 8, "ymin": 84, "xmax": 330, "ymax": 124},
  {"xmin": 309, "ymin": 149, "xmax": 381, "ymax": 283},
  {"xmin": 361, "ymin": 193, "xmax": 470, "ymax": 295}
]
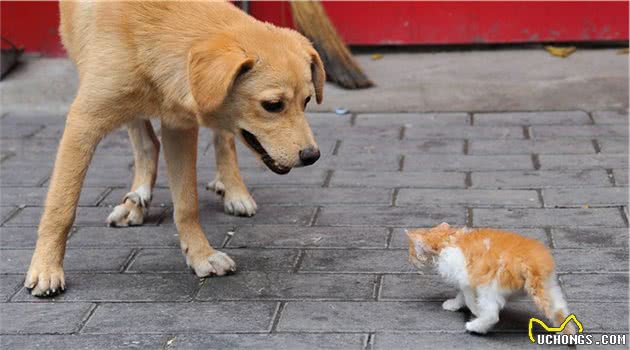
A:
[{"xmin": 407, "ymin": 222, "xmax": 574, "ymax": 335}]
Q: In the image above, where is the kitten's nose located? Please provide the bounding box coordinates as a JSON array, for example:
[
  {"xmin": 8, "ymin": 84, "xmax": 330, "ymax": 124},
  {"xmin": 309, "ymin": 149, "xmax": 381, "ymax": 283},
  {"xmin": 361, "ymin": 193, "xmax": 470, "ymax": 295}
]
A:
[{"xmin": 299, "ymin": 147, "xmax": 320, "ymax": 166}]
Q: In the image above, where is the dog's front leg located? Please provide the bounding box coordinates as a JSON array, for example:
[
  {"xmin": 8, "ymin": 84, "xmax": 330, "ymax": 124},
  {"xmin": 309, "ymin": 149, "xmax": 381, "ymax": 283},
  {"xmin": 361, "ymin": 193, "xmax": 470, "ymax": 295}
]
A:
[
  {"xmin": 25, "ymin": 104, "xmax": 109, "ymax": 296},
  {"xmin": 162, "ymin": 124, "xmax": 236, "ymax": 276},
  {"xmin": 206, "ymin": 130, "xmax": 257, "ymax": 216}
]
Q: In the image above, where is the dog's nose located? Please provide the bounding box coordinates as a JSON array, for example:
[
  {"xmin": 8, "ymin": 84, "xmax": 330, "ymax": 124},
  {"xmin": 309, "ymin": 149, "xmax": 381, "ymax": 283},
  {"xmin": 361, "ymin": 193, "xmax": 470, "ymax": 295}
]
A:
[{"xmin": 299, "ymin": 147, "xmax": 320, "ymax": 166}]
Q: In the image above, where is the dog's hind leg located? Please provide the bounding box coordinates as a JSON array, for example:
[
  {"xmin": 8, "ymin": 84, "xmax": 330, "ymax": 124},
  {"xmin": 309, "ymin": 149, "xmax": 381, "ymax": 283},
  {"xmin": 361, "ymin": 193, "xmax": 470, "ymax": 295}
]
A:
[
  {"xmin": 26, "ymin": 100, "xmax": 120, "ymax": 296},
  {"xmin": 206, "ymin": 130, "xmax": 257, "ymax": 216},
  {"xmin": 107, "ymin": 119, "xmax": 160, "ymax": 226}
]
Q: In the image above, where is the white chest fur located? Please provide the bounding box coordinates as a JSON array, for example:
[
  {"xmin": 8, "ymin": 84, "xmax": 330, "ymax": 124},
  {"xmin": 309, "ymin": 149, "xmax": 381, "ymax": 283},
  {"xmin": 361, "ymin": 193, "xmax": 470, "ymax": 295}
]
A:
[{"xmin": 436, "ymin": 246, "xmax": 470, "ymax": 287}]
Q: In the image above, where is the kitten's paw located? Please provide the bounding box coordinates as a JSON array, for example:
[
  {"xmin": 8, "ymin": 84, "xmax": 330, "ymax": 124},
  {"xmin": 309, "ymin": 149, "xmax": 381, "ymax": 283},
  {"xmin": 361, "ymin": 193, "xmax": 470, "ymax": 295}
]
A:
[
  {"xmin": 442, "ymin": 298, "xmax": 464, "ymax": 312},
  {"xmin": 465, "ymin": 319, "xmax": 494, "ymax": 334}
]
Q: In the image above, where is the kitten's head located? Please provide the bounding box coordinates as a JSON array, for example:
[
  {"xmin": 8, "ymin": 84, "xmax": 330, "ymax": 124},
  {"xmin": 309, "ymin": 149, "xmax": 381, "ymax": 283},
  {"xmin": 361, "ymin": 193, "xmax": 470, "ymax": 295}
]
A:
[{"xmin": 406, "ymin": 222, "xmax": 460, "ymax": 269}]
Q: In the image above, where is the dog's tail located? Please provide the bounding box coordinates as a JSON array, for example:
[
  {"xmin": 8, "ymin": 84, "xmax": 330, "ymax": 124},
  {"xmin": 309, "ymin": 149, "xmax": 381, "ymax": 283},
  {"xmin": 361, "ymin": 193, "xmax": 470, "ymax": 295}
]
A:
[{"xmin": 524, "ymin": 268, "xmax": 576, "ymax": 335}]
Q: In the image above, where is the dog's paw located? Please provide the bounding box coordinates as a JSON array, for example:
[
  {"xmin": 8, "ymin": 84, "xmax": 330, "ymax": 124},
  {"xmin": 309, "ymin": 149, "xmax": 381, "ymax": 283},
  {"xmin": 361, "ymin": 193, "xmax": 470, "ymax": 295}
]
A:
[
  {"xmin": 106, "ymin": 191, "xmax": 149, "ymax": 227},
  {"xmin": 24, "ymin": 264, "xmax": 66, "ymax": 297},
  {"xmin": 187, "ymin": 251, "xmax": 236, "ymax": 277},
  {"xmin": 442, "ymin": 298, "xmax": 464, "ymax": 312},
  {"xmin": 207, "ymin": 178, "xmax": 257, "ymax": 217},
  {"xmin": 223, "ymin": 191, "xmax": 257, "ymax": 217}
]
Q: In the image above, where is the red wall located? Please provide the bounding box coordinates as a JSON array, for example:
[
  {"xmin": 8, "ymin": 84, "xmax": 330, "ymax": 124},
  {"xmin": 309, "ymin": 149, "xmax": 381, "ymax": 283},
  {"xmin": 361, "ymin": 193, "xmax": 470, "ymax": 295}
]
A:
[{"xmin": 2, "ymin": 1, "xmax": 628, "ymax": 57}]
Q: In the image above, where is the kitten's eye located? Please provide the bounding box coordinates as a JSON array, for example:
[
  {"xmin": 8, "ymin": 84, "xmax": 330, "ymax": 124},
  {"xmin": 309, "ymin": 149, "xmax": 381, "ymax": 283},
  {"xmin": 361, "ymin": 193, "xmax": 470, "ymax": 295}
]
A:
[
  {"xmin": 304, "ymin": 96, "xmax": 311, "ymax": 109},
  {"xmin": 261, "ymin": 101, "xmax": 284, "ymax": 113}
]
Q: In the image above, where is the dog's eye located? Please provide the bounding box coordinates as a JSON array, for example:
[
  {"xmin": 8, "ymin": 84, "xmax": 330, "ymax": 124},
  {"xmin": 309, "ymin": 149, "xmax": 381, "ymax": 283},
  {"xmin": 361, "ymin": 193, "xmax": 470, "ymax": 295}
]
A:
[
  {"xmin": 304, "ymin": 96, "xmax": 311, "ymax": 109},
  {"xmin": 261, "ymin": 101, "xmax": 284, "ymax": 113}
]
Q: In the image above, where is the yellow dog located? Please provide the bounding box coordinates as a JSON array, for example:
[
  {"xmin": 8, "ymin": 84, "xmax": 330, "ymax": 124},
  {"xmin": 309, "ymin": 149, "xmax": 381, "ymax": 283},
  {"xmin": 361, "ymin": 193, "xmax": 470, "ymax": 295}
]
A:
[{"xmin": 25, "ymin": 0, "xmax": 325, "ymax": 297}]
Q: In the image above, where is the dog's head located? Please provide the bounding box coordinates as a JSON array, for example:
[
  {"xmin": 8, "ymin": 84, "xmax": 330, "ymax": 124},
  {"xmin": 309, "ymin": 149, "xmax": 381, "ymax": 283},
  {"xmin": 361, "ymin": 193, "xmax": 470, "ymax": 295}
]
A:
[{"xmin": 187, "ymin": 28, "xmax": 325, "ymax": 174}]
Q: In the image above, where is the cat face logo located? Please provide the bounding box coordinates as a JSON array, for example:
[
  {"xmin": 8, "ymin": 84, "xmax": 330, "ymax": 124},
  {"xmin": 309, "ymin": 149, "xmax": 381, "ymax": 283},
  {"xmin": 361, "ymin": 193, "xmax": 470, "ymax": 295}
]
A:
[{"xmin": 528, "ymin": 314, "xmax": 584, "ymax": 343}]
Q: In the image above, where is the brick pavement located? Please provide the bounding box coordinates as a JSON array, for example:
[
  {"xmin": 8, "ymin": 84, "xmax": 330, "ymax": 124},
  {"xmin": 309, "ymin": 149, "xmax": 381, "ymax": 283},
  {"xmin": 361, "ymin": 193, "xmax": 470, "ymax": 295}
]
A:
[{"xmin": 0, "ymin": 110, "xmax": 628, "ymax": 349}]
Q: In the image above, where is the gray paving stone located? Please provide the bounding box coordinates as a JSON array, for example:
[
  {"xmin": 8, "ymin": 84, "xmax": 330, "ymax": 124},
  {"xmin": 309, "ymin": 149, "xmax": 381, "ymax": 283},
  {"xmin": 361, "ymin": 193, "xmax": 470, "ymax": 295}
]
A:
[
  {"xmin": 12, "ymin": 273, "xmax": 199, "ymax": 302},
  {"xmin": 0, "ymin": 248, "xmax": 132, "ymax": 274},
  {"xmin": 251, "ymin": 188, "xmax": 392, "ymax": 205},
  {"xmin": 0, "ymin": 227, "xmax": 38, "ymax": 248},
  {"xmin": 553, "ymin": 249, "xmax": 628, "ymax": 273},
  {"xmin": 0, "ymin": 303, "xmax": 94, "ymax": 334},
  {"xmin": 127, "ymin": 248, "xmax": 299, "ymax": 273},
  {"xmin": 334, "ymin": 125, "xmax": 401, "ymax": 139},
  {"xmin": 0, "ymin": 164, "xmax": 50, "ymax": 186},
  {"xmin": 299, "ymin": 249, "xmax": 419, "ymax": 274},
  {"xmin": 83, "ymin": 166, "xmax": 135, "ymax": 187},
  {"xmin": 0, "ymin": 138, "xmax": 61, "ymax": 158},
  {"xmin": 330, "ymin": 170, "xmax": 465, "ymax": 188},
  {"xmin": 598, "ymin": 138, "xmax": 628, "ymax": 153},
  {"xmin": 0, "ymin": 335, "xmax": 166, "ymax": 350},
  {"xmin": 373, "ymin": 332, "xmax": 557, "ymax": 349},
  {"xmin": 494, "ymin": 301, "xmax": 628, "ymax": 333},
  {"xmin": 307, "ymin": 112, "xmax": 353, "ymax": 128},
  {"xmin": 379, "ymin": 275, "xmax": 454, "ymax": 301},
  {"xmin": 474, "ymin": 111, "xmax": 591, "ymax": 126},
  {"xmin": 561, "ymin": 274, "xmax": 628, "ymax": 301},
  {"xmin": 0, "ymin": 275, "xmax": 22, "ymax": 302},
  {"xmin": 355, "ymin": 112, "xmax": 469, "ymax": 126},
  {"xmin": 227, "ymin": 226, "xmax": 389, "ymax": 248},
  {"xmin": 170, "ymin": 204, "xmax": 315, "ymax": 226},
  {"xmin": 277, "ymin": 301, "xmax": 464, "ymax": 332},
  {"xmin": 551, "ymin": 227, "xmax": 629, "ymax": 248},
  {"xmin": 0, "ymin": 122, "xmax": 44, "ymax": 139},
  {"xmin": 67, "ymin": 225, "xmax": 226, "ymax": 248},
  {"xmin": 405, "ymin": 126, "xmax": 524, "ymax": 139},
  {"xmin": 82, "ymin": 302, "xmax": 276, "ymax": 334},
  {"xmin": 0, "ymin": 207, "xmax": 17, "ymax": 225},
  {"xmin": 471, "ymin": 169, "xmax": 611, "ymax": 189},
  {"xmin": 197, "ymin": 272, "xmax": 375, "ymax": 301},
  {"xmin": 543, "ymin": 187, "xmax": 628, "ymax": 207},
  {"xmin": 4, "ymin": 206, "xmax": 165, "ymax": 227},
  {"xmin": 239, "ymin": 169, "xmax": 328, "ymax": 187},
  {"xmin": 397, "ymin": 189, "xmax": 539, "ymax": 208},
  {"xmin": 316, "ymin": 206, "xmax": 465, "ymax": 227},
  {"xmin": 613, "ymin": 168, "xmax": 628, "ymax": 186},
  {"xmin": 339, "ymin": 138, "xmax": 465, "ymax": 155},
  {"xmin": 404, "ymin": 155, "xmax": 533, "ymax": 171},
  {"xmin": 469, "ymin": 139, "xmax": 595, "ymax": 155},
  {"xmin": 389, "ymin": 228, "xmax": 549, "ymax": 249},
  {"xmin": 0, "ymin": 187, "xmax": 107, "ymax": 207},
  {"xmin": 592, "ymin": 110, "xmax": 629, "ymax": 124},
  {"xmin": 474, "ymin": 208, "xmax": 626, "ymax": 227},
  {"xmin": 571, "ymin": 302, "xmax": 629, "ymax": 332},
  {"xmin": 532, "ymin": 125, "xmax": 628, "ymax": 138},
  {"xmin": 312, "ymin": 153, "xmax": 401, "ymax": 171},
  {"xmin": 165, "ymin": 333, "xmax": 365, "ymax": 350}
]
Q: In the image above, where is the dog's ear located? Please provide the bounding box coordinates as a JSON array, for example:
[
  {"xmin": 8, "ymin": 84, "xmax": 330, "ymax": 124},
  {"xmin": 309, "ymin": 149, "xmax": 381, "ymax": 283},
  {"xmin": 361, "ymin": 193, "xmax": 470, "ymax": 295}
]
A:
[
  {"xmin": 187, "ymin": 36, "xmax": 254, "ymax": 113},
  {"xmin": 306, "ymin": 47, "xmax": 325, "ymax": 104}
]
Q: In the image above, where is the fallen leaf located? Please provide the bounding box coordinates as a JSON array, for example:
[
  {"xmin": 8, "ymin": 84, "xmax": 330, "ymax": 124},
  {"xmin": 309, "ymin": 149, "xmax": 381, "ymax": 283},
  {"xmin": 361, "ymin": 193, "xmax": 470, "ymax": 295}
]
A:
[
  {"xmin": 370, "ymin": 53, "xmax": 383, "ymax": 60},
  {"xmin": 617, "ymin": 48, "xmax": 629, "ymax": 54},
  {"xmin": 582, "ymin": 204, "xmax": 590, "ymax": 209},
  {"xmin": 544, "ymin": 46, "xmax": 576, "ymax": 58}
]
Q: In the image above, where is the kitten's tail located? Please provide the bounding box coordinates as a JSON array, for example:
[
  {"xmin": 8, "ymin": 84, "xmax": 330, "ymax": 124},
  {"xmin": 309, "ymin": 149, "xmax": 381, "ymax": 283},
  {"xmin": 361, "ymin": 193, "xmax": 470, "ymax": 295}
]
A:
[{"xmin": 524, "ymin": 269, "xmax": 576, "ymax": 335}]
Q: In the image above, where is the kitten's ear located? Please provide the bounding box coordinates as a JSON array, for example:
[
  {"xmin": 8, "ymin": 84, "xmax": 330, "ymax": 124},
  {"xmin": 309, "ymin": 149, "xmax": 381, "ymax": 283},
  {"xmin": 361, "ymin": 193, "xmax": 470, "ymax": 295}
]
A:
[{"xmin": 437, "ymin": 222, "xmax": 450, "ymax": 229}]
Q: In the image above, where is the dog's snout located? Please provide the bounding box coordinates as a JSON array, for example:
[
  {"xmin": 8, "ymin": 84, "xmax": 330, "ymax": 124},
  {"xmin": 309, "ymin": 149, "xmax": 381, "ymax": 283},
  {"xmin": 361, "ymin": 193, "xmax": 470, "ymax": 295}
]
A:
[{"xmin": 299, "ymin": 147, "xmax": 320, "ymax": 166}]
